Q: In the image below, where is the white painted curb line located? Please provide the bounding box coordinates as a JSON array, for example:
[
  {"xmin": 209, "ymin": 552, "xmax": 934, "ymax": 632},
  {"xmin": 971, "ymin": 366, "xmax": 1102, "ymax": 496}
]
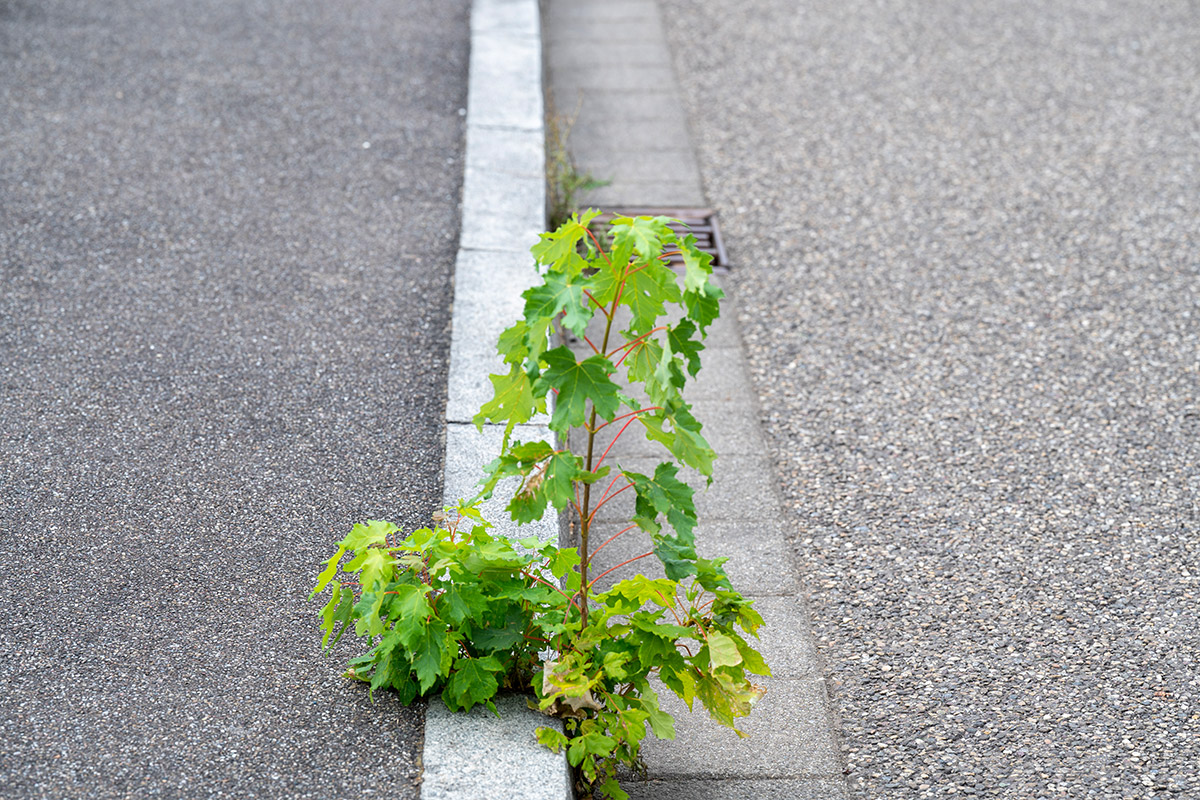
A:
[{"xmin": 421, "ymin": 1, "xmax": 572, "ymax": 798}]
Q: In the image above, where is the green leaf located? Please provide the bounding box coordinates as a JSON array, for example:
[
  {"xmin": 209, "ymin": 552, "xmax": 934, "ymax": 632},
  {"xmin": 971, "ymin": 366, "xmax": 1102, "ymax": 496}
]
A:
[
  {"xmin": 311, "ymin": 546, "xmax": 346, "ymax": 599},
  {"xmin": 733, "ymin": 633, "xmax": 772, "ymax": 676},
  {"xmin": 536, "ymin": 726, "xmax": 569, "ymax": 752},
  {"xmin": 626, "ymin": 463, "xmax": 697, "ymax": 539},
  {"xmin": 389, "ymin": 584, "xmax": 432, "ymax": 649},
  {"xmin": 544, "ymin": 451, "xmax": 606, "ymax": 511},
  {"xmin": 351, "ymin": 548, "xmax": 394, "ymax": 594},
  {"xmin": 602, "ymin": 575, "xmax": 679, "ymax": 611},
  {"xmin": 640, "ymin": 685, "xmax": 676, "ymax": 740},
  {"xmin": 667, "ymin": 319, "xmax": 704, "ymax": 378},
  {"xmin": 602, "ymin": 651, "xmax": 631, "ymax": 680},
  {"xmin": 496, "ymin": 320, "xmax": 530, "ymax": 365},
  {"xmin": 535, "ymin": 347, "xmax": 622, "ymax": 433},
  {"xmin": 523, "ymin": 271, "xmax": 592, "ymax": 339},
  {"xmin": 677, "ymin": 232, "xmax": 715, "ymax": 295},
  {"xmin": 531, "ymin": 212, "xmax": 596, "ymax": 276},
  {"xmin": 340, "ymin": 519, "xmax": 397, "ymax": 551},
  {"xmin": 412, "ymin": 626, "xmax": 458, "ymax": 693},
  {"xmin": 684, "ymin": 284, "xmax": 723, "ymax": 334},
  {"xmin": 622, "ymin": 259, "xmax": 680, "ymax": 336},
  {"xmin": 611, "ymin": 215, "xmax": 669, "ymax": 265},
  {"xmin": 318, "ymin": 582, "xmax": 349, "ymax": 649},
  {"xmin": 444, "ymin": 655, "xmax": 504, "ymax": 711},
  {"xmin": 473, "ymin": 365, "xmax": 535, "ymax": 434}
]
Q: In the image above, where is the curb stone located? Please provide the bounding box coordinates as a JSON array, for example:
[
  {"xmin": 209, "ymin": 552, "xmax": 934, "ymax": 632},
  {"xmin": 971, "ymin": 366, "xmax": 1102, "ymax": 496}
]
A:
[{"xmin": 420, "ymin": 1, "xmax": 572, "ymax": 798}]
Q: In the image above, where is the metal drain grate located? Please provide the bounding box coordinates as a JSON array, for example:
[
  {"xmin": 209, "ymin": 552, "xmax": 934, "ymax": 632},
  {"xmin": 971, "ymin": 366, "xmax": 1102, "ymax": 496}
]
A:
[{"xmin": 593, "ymin": 207, "xmax": 730, "ymax": 272}]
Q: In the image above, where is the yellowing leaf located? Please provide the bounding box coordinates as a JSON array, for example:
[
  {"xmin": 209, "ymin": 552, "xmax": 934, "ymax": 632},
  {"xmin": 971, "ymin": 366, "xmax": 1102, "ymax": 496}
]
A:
[{"xmin": 706, "ymin": 631, "xmax": 742, "ymax": 669}]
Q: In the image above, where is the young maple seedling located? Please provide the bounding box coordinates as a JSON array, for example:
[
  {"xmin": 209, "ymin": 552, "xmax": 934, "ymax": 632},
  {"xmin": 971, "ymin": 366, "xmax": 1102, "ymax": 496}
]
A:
[
  {"xmin": 312, "ymin": 212, "xmax": 768, "ymax": 800},
  {"xmin": 474, "ymin": 209, "xmax": 724, "ymax": 622}
]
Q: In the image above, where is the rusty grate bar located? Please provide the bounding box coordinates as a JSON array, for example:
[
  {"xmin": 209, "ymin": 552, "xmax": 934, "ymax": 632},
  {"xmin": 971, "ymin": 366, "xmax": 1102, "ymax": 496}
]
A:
[{"xmin": 592, "ymin": 207, "xmax": 730, "ymax": 272}]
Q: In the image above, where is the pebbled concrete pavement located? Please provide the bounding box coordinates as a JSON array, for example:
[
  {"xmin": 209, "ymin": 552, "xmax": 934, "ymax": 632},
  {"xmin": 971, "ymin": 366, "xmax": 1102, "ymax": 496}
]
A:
[
  {"xmin": 659, "ymin": 0, "xmax": 1200, "ymax": 796},
  {"xmin": 1, "ymin": 1, "xmax": 467, "ymax": 797}
]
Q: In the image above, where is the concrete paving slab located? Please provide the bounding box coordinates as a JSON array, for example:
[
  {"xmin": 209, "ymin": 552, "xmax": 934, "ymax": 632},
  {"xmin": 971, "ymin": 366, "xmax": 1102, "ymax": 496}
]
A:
[
  {"xmin": 586, "ymin": 518, "xmax": 802, "ymax": 596},
  {"xmin": 466, "ymin": 124, "xmax": 545, "ymax": 178},
  {"xmin": 445, "ymin": 249, "xmax": 538, "ymax": 424},
  {"xmin": 624, "ymin": 778, "xmax": 851, "ymax": 800},
  {"xmin": 443, "ymin": 422, "xmax": 559, "ymax": 544},
  {"xmin": 582, "ymin": 179, "xmax": 707, "ymax": 209},
  {"xmin": 584, "ymin": 518, "xmax": 802, "ymax": 596},
  {"xmin": 459, "ymin": 166, "xmax": 545, "ymax": 253},
  {"xmin": 546, "ymin": 41, "xmax": 672, "ymax": 70},
  {"xmin": 422, "ymin": 694, "xmax": 568, "ymax": 800},
  {"xmin": 591, "ymin": 453, "xmax": 781, "ymax": 524},
  {"xmin": 466, "ymin": 33, "xmax": 542, "ymax": 131},
  {"xmin": 544, "ymin": 0, "xmax": 661, "ymax": 26},
  {"xmin": 562, "ymin": 88, "xmax": 692, "ymax": 124},
  {"xmin": 636, "ymin": 678, "xmax": 842, "ymax": 779},
  {"xmin": 568, "ymin": 399, "xmax": 765, "ymax": 458},
  {"xmin": 568, "ymin": 118, "xmax": 698, "ymax": 154}
]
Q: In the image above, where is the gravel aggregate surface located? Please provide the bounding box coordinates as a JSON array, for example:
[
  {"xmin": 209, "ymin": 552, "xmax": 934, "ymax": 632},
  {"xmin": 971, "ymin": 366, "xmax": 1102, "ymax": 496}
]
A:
[
  {"xmin": 658, "ymin": 0, "xmax": 1199, "ymax": 797},
  {"xmin": 1, "ymin": 1, "xmax": 467, "ymax": 796}
]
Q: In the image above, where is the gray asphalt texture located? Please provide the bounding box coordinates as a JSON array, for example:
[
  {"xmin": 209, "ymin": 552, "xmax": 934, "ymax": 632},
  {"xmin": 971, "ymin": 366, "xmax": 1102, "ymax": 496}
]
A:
[
  {"xmin": 659, "ymin": 0, "xmax": 1198, "ymax": 797},
  {"xmin": 1, "ymin": 1, "xmax": 467, "ymax": 796}
]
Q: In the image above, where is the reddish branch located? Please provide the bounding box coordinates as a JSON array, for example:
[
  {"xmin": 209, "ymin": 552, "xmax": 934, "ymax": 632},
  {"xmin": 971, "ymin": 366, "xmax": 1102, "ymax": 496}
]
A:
[
  {"xmin": 586, "ymin": 524, "xmax": 639, "ymax": 566},
  {"xmin": 589, "ymin": 551, "xmax": 654, "ymax": 587}
]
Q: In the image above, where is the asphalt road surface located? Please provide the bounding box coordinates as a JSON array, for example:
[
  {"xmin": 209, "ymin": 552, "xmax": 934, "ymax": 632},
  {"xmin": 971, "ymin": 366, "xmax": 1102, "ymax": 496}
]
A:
[
  {"xmin": 1, "ymin": 1, "xmax": 467, "ymax": 796},
  {"xmin": 660, "ymin": 0, "xmax": 1199, "ymax": 797}
]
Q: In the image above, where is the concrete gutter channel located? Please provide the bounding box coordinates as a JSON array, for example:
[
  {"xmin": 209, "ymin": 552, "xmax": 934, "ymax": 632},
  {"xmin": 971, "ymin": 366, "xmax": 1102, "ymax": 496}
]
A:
[{"xmin": 422, "ymin": 0, "xmax": 850, "ymax": 797}]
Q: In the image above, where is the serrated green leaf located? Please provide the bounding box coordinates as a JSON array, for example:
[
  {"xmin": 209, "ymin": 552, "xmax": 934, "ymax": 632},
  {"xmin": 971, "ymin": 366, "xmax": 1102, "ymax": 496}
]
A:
[
  {"xmin": 340, "ymin": 519, "xmax": 397, "ymax": 551},
  {"xmin": 496, "ymin": 320, "xmax": 530, "ymax": 365},
  {"xmin": 611, "ymin": 215, "xmax": 669, "ymax": 265},
  {"xmin": 684, "ymin": 284, "xmax": 723, "ymax": 334},
  {"xmin": 353, "ymin": 548, "xmax": 394, "ymax": 595},
  {"xmin": 535, "ymin": 347, "xmax": 621, "ymax": 433},
  {"xmin": 733, "ymin": 633, "xmax": 772, "ymax": 676},
  {"xmin": 667, "ymin": 318, "xmax": 704, "ymax": 378},
  {"xmin": 640, "ymin": 685, "xmax": 676, "ymax": 740},
  {"xmin": 412, "ymin": 626, "xmax": 456, "ymax": 694},
  {"xmin": 531, "ymin": 213, "xmax": 595, "ymax": 276},
  {"xmin": 622, "ymin": 259, "xmax": 680, "ymax": 335},
  {"xmin": 602, "ymin": 651, "xmax": 631, "ymax": 680},
  {"xmin": 536, "ymin": 725, "xmax": 570, "ymax": 752},
  {"xmin": 443, "ymin": 655, "xmax": 504, "ymax": 711},
  {"xmin": 389, "ymin": 584, "xmax": 432, "ymax": 649},
  {"xmin": 523, "ymin": 271, "xmax": 592, "ymax": 339},
  {"xmin": 473, "ymin": 365, "xmax": 535, "ymax": 434},
  {"xmin": 548, "ymin": 546, "xmax": 581, "ymax": 579},
  {"xmin": 677, "ymin": 232, "xmax": 715, "ymax": 295},
  {"xmin": 311, "ymin": 546, "xmax": 346, "ymax": 599}
]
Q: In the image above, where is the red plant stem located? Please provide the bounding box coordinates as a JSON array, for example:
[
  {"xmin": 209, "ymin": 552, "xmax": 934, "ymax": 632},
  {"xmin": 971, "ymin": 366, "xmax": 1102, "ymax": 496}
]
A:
[
  {"xmin": 522, "ymin": 569, "xmax": 579, "ymax": 608},
  {"xmin": 594, "ymin": 417, "xmax": 642, "ymax": 471},
  {"xmin": 582, "ymin": 334, "xmax": 600, "ymax": 354},
  {"xmin": 588, "ymin": 481, "xmax": 634, "ymax": 524},
  {"xmin": 589, "ymin": 551, "xmax": 654, "ymax": 588},
  {"xmin": 594, "ymin": 405, "xmax": 661, "ymax": 433},
  {"xmin": 586, "ymin": 524, "xmax": 639, "ymax": 566},
  {"xmin": 608, "ymin": 326, "xmax": 668, "ymax": 358},
  {"xmin": 583, "ymin": 290, "xmax": 611, "ymax": 320},
  {"xmin": 594, "ymin": 471, "xmax": 623, "ymax": 507},
  {"xmin": 586, "ymin": 229, "xmax": 612, "ymax": 265}
]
